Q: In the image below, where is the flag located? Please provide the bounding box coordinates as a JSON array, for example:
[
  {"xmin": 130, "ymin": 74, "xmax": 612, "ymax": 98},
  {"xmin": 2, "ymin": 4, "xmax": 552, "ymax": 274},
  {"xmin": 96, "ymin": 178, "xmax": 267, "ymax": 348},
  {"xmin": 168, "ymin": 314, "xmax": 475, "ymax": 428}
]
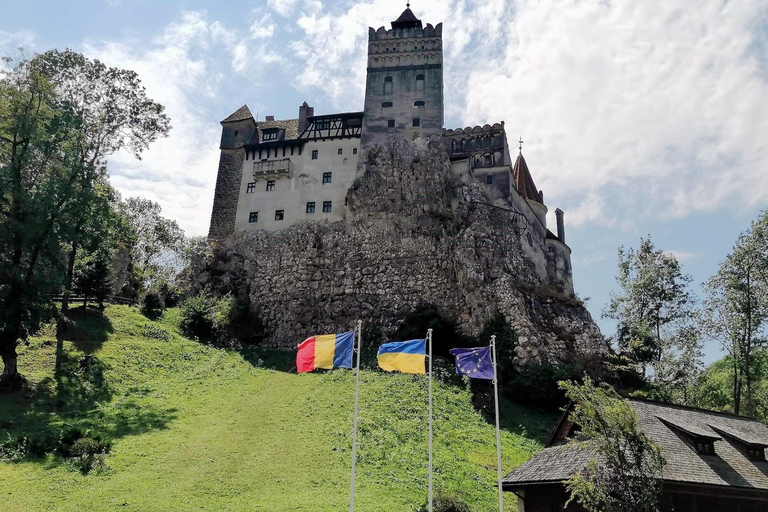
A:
[
  {"xmin": 296, "ymin": 331, "xmax": 355, "ymax": 373},
  {"xmin": 377, "ymin": 339, "xmax": 426, "ymax": 374},
  {"xmin": 449, "ymin": 347, "xmax": 494, "ymax": 380}
]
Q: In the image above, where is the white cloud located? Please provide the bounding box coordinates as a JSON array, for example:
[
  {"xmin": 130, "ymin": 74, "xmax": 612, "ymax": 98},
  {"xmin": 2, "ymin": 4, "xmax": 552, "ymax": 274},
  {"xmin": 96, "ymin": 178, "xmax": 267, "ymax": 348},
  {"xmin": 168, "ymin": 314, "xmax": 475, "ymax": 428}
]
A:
[
  {"xmin": 82, "ymin": 12, "xmax": 254, "ymax": 237},
  {"xmin": 251, "ymin": 14, "xmax": 276, "ymax": 39},
  {"xmin": 666, "ymin": 251, "xmax": 702, "ymax": 263},
  {"xmin": 277, "ymin": 0, "xmax": 768, "ymax": 228},
  {"xmin": 0, "ymin": 29, "xmax": 36, "ymax": 53}
]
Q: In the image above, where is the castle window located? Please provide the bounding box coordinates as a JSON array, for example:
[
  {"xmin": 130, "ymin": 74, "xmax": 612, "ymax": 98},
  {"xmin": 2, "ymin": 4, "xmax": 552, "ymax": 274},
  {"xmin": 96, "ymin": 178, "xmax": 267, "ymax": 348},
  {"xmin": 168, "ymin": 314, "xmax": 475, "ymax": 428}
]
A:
[
  {"xmin": 306, "ymin": 202, "xmax": 316, "ymax": 214},
  {"xmin": 316, "ymin": 120, "xmax": 331, "ymax": 130},
  {"xmin": 266, "ymin": 180, "xmax": 275, "ymax": 192},
  {"xmin": 384, "ymin": 76, "xmax": 393, "ymax": 95},
  {"xmin": 388, "ymin": 120, "xmax": 395, "ymax": 128},
  {"xmin": 451, "ymin": 140, "xmax": 457, "ymax": 151},
  {"xmin": 416, "ymin": 74, "xmax": 425, "ymax": 93},
  {"xmin": 248, "ymin": 212, "xmax": 259, "ymax": 223},
  {"xmin": 413, "ymin": 100, "xmax": 426, "ymax": 107},
  {"xmin": 323, "ymin": 172, "xmax": 332, "ymax": 184},
  {"xmin": 312, "ymin": 150, "xmax": 319, "ymax": 160},
  {"xmin": 246, "ymin": 182, "xmax": 256, "ymax": 193},
  {"xmin": 486, "ymin": 174, "xmax": 494, "ymax": 185},
  {"xmin": 338, "ymin": 148, "xmax": 343, "ymax": 155},
  {"xmin": 382, "ymin": 101, "xmax": 393, "ymax": 108},
  {"xmin": 262, "ymin": 129, "xmax": 279, "ymax": 141},
  {"xmin": 234, "ymin": 130, "xmax": 239, "ymax": 137},
  {"xmin": 384, "ymin": 76, "xmax": 394, "ymax": 82},
  {"xmin": 275, "ymin": 210, "xmax": 284, "ymax": 221},
  {"xmin": 323, "ymin": 201, "xmax": 332, "ymax": 213},
  {"xmin": 413, "ymin": 118, "xmax": 421, "ymax": 127},
  {"xmin": 485, "ymin": 155, "xmax": 492, "ymax": 166},
  {"xmin": 353, "ymin": 148, "xmax": 358, "ymax": 155}
]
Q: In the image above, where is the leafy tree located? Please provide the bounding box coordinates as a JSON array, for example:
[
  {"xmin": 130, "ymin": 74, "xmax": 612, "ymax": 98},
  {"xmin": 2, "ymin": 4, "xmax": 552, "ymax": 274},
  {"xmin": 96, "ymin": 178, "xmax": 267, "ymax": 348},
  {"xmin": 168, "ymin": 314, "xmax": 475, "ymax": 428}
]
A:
[
  {"xmin": 561, "ymin": 378, "xmax": 665, "ymax": 512},
  {"xmin": 118, "ymin": 197, "xmax": 185, "ymax": 296},
  {"xmin": 0, "ymin": 50, "xmax": 169, "ymax": 379},
  {"xmin": 703, "ymin": 218, "xmax": 768, "ymax": 416},
  {"xmin": 604, "ymin": 237, "xmax": 697, "ymax": 385},
  {"xmin": 73, "ymin": 245, "xmax": 113, "ymax": 309}
]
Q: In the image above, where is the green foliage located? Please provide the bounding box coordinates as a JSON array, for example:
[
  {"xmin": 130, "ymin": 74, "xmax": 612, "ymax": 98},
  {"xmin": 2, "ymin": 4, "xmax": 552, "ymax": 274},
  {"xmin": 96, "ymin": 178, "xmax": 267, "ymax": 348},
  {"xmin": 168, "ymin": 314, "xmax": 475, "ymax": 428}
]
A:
[
  {"xmin": 703, "ymin": 212, "xmax": 768, "ymax": 416},
  {"xmin": 0, "ymin": 304, "xmax": 555, "ymax": 511},
  {"xmin": 178, "ymin": 292, "xmax": 244, "ymax": 346},
  {"xmin": 418, "ymin": 492, "xmax": 473, "ymax": 512},
  {"xmin": 141, "ymin": 324, "xmax": 171, "ymax": 342},
  {"xmin": 506, "ymin": 362, "xmax": 587, "ymax": 411},
  {"xmin": 73, "ymin": 245, "xmax": 113, "ymax": 306},
  {"xmin": 141, "ymin": 290, "xmax": 165, "ymax": 320},
  {"xmin": 0, "ymin": 49, "xmax": 169, "ymax": 378},
  {"xmin": 560, "ymin": 378, "xmax": 665, "ymax": 512}
]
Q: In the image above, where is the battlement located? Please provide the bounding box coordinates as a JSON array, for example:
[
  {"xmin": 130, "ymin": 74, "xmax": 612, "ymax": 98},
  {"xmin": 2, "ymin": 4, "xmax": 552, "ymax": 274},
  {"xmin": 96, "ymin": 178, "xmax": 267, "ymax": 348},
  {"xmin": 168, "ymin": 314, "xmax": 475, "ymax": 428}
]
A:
[{"xmin": 368, "ymin": 22, "xmax": 443, "ymax": 41}]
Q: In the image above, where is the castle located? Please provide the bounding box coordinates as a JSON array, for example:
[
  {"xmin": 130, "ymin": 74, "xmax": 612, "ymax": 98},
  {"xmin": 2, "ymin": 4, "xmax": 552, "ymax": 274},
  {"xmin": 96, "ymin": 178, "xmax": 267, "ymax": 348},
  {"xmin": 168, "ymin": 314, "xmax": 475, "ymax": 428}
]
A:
[{"xmin": 207, "ymin": 6, "xmax": 574, "ymax": 297}]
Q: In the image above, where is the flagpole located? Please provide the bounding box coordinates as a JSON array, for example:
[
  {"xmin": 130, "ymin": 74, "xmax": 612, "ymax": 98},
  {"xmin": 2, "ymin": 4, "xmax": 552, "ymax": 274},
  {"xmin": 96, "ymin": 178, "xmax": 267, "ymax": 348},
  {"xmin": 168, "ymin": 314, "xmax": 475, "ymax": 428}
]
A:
[
  {"xmin": 427, "ymin": 328, "xmax": 434, "ymax": 512},
  {"xmin": 349, "ymin": 320, "xmax": 363, "ymax": 512},
  {"xmin": 491, "ymin": 334, "xmax": 504, "ymax": 512}
]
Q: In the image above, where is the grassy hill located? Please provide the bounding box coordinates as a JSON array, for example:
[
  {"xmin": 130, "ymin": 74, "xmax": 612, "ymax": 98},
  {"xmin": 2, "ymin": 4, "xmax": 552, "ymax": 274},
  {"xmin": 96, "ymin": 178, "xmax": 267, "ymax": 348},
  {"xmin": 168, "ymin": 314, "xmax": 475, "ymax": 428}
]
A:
[{"xmin": 0, "ymin": 305, "xmax": 555, "ymax": 512}]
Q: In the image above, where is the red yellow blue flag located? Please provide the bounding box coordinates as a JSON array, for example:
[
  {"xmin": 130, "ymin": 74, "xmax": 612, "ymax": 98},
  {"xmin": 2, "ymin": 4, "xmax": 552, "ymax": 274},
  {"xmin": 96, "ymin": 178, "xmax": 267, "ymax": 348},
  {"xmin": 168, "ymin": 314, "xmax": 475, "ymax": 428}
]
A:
[{"xmin": 296, "ymin": 331, "xmax": 355, "ymax": 373}]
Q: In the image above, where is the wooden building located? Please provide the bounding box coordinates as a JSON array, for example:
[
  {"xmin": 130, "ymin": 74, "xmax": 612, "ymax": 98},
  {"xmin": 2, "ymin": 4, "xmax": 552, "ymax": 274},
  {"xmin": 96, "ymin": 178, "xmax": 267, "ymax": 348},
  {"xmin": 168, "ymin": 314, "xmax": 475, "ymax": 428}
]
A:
[{"xmin": 503, "ymin": 398, "xmax": 768, "ymax": 511}]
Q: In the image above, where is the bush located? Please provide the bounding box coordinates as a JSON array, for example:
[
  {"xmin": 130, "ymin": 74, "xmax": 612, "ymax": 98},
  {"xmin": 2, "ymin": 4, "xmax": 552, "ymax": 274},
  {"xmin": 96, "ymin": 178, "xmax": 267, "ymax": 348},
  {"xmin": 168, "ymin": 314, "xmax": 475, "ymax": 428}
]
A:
[
  {"xmin": 418, "ymin": 493, "xmax": 473, "ymax": 512},
  {"xmin": 179, "ymin": 292, "xmax": 245, "ymax": 346},
  {"xmin": 506, "ymin": 362, "xmax": 586, "ymax": 411},
  {"xmin": 142, "ymin": 324, "xmax": 171, "ymax": 342},
  {"xmin": 141, "ymin": 290, "xmax": 165, "ymax": 319},
  {"xmin": 179, "ymin": 293, "xmax": 217, "ymax": 341}
]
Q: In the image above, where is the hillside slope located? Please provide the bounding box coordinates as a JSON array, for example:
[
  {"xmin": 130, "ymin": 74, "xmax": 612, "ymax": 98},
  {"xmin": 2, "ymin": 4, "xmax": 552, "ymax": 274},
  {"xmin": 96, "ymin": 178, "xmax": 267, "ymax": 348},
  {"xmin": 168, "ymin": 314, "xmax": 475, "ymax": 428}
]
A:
[{"xmin": 0, "ymin": 306, "xmax": 555, "ymax": 512}]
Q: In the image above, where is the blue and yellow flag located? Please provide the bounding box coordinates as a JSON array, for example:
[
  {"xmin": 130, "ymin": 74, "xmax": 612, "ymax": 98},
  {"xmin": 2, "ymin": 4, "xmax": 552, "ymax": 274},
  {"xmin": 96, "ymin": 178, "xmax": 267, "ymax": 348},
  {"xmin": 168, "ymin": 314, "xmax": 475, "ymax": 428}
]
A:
[{"xmin": 377, "ymin": 339, "xmax": 426, "ymax": 374}]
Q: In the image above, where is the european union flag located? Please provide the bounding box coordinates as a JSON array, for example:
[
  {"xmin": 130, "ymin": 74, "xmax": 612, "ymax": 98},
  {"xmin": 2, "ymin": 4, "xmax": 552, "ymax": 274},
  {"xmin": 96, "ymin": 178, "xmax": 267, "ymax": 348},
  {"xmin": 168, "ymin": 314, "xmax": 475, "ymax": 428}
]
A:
[{"xmin": 449, "ymin": 347, "xmax": 494, "ymax": 380}]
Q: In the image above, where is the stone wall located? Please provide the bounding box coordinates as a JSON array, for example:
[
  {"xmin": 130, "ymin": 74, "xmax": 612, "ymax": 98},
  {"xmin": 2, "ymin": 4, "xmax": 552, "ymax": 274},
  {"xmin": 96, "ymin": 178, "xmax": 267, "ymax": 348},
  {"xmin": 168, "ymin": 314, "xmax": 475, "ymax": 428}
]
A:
[
  {"xmin": 208, "ymin": 147, "xmax": 245, "ymax": 240},
  {"xmin": 196, "ymin": 136, "xmax": 607, "ymax": 366}
]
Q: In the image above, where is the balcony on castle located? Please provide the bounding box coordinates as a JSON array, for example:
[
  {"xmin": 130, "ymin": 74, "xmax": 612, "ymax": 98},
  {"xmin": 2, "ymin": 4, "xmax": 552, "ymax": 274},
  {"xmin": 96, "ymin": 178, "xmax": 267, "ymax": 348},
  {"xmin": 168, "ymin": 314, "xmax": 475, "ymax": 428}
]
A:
[{"xmin": 253, "ymin": 158, "xmax": 291, "ymax": 180}]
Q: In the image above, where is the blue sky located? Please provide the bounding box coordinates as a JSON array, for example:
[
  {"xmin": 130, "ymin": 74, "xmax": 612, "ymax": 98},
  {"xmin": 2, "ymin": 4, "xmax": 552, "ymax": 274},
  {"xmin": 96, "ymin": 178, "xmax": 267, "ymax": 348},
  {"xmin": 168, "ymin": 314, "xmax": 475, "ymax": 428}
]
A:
[{"xmin": 3, "ymin": 0, "xmax": 768, "ymax": 364}]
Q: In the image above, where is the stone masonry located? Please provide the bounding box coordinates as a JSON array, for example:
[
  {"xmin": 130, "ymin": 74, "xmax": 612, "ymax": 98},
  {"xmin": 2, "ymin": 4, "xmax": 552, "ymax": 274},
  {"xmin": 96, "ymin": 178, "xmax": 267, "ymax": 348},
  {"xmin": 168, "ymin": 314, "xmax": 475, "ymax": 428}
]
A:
[{"xmin": 196, "ymin": 136, "xmax": 608, "ymax": 367}]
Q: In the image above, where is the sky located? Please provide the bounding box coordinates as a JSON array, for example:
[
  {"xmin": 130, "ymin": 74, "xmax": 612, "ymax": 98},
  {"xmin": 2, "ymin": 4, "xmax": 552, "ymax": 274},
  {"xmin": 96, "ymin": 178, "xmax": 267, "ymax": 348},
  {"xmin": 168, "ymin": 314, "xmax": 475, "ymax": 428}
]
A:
[{"xmin": 2, "ymin": 0, "xmax": 768, "ymax": 364}]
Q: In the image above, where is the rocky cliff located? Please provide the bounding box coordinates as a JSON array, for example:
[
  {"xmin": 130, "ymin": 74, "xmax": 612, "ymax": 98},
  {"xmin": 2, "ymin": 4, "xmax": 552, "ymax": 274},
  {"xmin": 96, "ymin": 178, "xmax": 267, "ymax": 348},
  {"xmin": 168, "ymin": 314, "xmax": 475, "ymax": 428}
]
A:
[{"xmin": 194, "ymin": 137, "xmax": 608, "ymax": 366}]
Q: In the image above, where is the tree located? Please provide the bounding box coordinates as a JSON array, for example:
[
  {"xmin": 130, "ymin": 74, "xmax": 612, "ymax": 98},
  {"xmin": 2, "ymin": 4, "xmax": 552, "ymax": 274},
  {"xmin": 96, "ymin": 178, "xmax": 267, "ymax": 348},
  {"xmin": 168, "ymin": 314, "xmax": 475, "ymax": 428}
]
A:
[
  {"xmin": 604, "ymin": 237, "xmax": 696, "ymax": 381},
  {"xmin": 703, "ymin": 221, "xmax": 768, "ymax": 417},
  {"xmin": 0, "ymin": 50, "xmax": 170, "ymax": 380},
  {"xmin": 560, "ymin": 378, "xmax": 665, "ymax": 512},
  {"xmin": 118, "ymin": 197, "xmax": 185, "ymax": 297}
]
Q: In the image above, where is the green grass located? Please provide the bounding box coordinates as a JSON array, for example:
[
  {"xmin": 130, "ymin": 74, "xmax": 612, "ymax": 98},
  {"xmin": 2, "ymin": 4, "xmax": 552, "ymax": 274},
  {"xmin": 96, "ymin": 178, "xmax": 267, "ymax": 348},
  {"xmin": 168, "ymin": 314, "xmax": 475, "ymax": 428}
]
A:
[{"xmin": 0, "ymin": 305, "xmax": 555, "ymax": 511}]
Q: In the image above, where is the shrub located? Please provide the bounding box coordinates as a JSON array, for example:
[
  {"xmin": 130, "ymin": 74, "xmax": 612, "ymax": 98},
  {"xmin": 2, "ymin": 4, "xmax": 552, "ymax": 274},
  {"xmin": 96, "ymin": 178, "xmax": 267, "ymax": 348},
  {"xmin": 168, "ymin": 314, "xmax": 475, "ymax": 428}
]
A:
[
  {"xmin": 506, "ymin": 362, "xmax": 585, "ymax": 411},
  {"xmin": 179, "ymin": 293, "xmax": 217, "ymax": 341},
  {"xmin": 142, "ymin": 324, "xmax": 171, "ymax": 342},
  {"xmin": 141, "ymin": 290, "xmax": 165, "ymax": 319},
  {"xmin": 418, "ymin": 493, "xmax": 473, "ymax": 512}
]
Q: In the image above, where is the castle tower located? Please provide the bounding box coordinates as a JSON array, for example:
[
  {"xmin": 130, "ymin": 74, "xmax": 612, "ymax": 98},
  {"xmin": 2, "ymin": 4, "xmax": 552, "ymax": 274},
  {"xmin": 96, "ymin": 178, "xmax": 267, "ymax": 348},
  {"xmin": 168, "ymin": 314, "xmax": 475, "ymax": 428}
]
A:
[
  {"xmin": 360, "ymin": 6, "xmax": 444, "ymax": 150},
  {"xmin": 208, "ymin": 105, "xmax": 256, "ymax": 239}
]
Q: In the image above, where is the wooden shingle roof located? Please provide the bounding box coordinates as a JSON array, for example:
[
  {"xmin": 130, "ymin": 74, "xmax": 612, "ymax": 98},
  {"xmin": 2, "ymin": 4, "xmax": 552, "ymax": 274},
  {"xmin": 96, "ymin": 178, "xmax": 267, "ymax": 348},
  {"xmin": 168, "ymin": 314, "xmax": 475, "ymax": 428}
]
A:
[{"xmin": 503, "ymin": 399, "xmax": 768, "ymax": 492}]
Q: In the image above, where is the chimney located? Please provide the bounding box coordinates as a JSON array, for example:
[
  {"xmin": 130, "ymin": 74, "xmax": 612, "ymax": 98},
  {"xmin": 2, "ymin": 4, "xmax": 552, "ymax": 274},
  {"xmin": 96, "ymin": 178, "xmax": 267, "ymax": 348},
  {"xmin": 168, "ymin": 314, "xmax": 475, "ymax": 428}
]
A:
[
  {"xmin": 265, "ymin": 115, "xmax": 275, "ymax": 121},
  {"xmin": 298, "ymin": 102, "xmax": 315, "ymax": 133},
  {"xmin": 555, "ymin": 208, "xmax": 566, "ymax": 243}
]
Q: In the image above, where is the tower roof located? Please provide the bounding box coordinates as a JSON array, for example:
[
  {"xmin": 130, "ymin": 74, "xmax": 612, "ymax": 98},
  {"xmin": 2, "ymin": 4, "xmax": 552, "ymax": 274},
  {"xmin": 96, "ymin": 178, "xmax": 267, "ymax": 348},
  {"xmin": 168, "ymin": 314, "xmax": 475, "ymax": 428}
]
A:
[
  {"xmin": 392, "ymin": 7, "xmax": 423, "ymax": 29},
  {"xmin": 221, "ymin": 104, "xmax": 253, "ymax": 123},
  {"xmin": 513, "ymin": 153, "xmax": 542, "ymax": 203}
]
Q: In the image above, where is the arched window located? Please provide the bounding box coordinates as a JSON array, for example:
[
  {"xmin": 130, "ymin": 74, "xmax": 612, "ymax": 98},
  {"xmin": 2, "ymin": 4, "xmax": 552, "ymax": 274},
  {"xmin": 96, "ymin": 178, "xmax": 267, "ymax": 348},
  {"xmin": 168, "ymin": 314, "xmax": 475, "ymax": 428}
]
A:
[
  {"xmin": 413, "ymin": 100, "xmax": 426, "ymax": 107},
  {"xmin": 451, "ymin": 140, "xmax": 457, "ymax": 151}
]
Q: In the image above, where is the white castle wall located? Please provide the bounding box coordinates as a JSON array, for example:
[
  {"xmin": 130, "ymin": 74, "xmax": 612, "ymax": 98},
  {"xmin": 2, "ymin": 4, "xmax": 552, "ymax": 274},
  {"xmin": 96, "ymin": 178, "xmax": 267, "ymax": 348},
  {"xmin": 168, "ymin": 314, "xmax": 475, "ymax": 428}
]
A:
[{"xmin": 235, "ymin": 138, "xmax": 361, "ymax": 232}]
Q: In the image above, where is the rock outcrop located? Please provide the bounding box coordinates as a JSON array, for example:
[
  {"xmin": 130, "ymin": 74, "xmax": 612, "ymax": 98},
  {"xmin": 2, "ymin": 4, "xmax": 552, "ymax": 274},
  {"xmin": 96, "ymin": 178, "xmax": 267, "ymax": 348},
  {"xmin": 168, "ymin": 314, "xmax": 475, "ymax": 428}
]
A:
[{"xmin": 194, "ymin": 137, "xmax": 608, "ymax": 366}]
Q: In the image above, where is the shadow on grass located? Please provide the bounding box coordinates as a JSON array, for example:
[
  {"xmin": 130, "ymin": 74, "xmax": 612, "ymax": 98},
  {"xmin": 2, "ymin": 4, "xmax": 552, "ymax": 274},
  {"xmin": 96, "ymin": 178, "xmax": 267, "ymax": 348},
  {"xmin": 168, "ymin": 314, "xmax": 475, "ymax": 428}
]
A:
[
  {"xmin": 60, "ymin": 306, "xmax": 114, "ymax": 353},
  {"xmin": 0, "ymin": 351, "xmax": 176, "ymax": 463}
]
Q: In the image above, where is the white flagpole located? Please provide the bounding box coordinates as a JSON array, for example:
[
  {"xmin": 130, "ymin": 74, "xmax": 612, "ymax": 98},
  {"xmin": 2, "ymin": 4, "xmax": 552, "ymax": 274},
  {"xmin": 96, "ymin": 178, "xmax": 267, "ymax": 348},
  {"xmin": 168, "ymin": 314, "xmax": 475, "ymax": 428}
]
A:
[
  {"xmin": 491, "ymin": 334, "xmax": 504, "ymax": 512},
  {"xmin": 349, "ymin": 320, "xmax": 363, "ymax": 512},
  {"xmin": 427, "ymin": 328, "xmax": 434, "ymax": 512}
]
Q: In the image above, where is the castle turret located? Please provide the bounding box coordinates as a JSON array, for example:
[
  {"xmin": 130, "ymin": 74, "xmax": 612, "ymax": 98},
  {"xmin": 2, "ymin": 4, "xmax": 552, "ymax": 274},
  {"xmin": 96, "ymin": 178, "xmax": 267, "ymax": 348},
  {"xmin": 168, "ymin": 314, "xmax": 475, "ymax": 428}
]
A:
[
  {"xmin": 361, "ymin": 6, "xmax": 444, "ymax": 150},
  {"xmin": 513, "ymin": 152, "xmax": 547, "ymax": 228},
  {"xmin": 208, "ymin": 105, "xmax": 256, "ymax": 239}
]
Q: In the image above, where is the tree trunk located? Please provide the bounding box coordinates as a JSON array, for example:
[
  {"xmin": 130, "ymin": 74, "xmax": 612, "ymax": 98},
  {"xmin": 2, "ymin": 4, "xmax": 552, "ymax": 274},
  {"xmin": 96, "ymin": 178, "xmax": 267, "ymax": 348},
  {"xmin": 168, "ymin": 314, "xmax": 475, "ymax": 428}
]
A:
[
  {"xmin": 1, "ymin": 341, "xmax": 19, "ymax": 379},
  {"xmin": 62, "ymin": 240, "xmax": 78, "ymax": 313}
]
